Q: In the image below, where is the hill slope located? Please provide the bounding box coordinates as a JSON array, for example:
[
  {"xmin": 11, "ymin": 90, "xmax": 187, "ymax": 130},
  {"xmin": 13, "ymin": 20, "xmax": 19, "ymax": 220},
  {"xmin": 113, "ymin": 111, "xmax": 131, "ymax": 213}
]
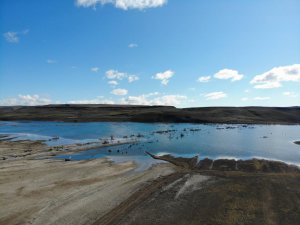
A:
[{"xmin": 0, "ymin": 105, "xmax": 299, "ymax": 124}]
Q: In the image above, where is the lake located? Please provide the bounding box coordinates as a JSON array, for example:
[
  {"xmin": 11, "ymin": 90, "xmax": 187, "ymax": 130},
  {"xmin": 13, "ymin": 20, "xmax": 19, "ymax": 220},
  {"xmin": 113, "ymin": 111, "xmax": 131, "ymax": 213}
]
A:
[{"xmin": 0, "ymin": 121, "xmax": 300, "ymax": 166}]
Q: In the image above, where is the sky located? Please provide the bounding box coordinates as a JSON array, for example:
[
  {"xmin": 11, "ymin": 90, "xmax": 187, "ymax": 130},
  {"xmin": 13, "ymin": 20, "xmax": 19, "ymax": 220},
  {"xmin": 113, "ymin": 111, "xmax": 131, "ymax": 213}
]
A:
[{"xmin": 0, "ymin": 0, "xmax": 300, "ymax": 107}]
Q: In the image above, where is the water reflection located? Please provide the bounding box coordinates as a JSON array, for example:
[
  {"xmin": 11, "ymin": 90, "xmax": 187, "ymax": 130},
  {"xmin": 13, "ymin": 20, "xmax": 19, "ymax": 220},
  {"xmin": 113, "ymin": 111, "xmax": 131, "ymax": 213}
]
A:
[{"xmin": 0, "ymin": 121, "xmax": 299, "ymax": 165}]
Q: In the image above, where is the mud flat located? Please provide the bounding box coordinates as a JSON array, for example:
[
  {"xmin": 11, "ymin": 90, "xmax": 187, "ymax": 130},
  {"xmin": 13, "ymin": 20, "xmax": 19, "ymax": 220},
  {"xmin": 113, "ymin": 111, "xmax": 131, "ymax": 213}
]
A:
[
  {"xmin": 0, "ymin": 140, "xmax": 176, "ymax": 225},
  {"xmin": 0, "ymin": 137, "xmax": 137, "ymax": 160}
]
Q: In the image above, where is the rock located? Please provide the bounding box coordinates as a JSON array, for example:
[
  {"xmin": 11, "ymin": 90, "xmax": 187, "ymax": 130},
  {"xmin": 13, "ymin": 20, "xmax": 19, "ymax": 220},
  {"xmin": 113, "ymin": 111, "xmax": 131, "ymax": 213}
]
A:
[
  {"xmin": 213, "ymin": 159, "xmax": 237, "ymax": 171},
  {"xmin": 196, "ymin": 158, "xmax": 213, "ymax": 170}
]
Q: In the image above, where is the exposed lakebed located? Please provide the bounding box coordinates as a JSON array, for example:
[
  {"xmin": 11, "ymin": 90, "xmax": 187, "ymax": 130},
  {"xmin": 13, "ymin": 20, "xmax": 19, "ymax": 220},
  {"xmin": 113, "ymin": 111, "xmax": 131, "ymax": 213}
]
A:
[{"xmin": 1, "ymin": 121, "xmax": 300, "ymax": 166}]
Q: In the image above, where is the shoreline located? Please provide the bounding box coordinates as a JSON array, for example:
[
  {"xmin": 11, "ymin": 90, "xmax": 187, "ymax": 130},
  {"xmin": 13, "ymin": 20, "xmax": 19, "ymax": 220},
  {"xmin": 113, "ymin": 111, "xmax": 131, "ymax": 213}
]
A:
[
  {"xmin": 1, "ymin": 119, "xmax": 300, "ymax": 126},
  {"xmin": 1, "ymin": 139, "xmax": 300, "ymax": 225},
  {"xmin": 1, "ymin": 135, "xmax": 299, "ymax": 167},
  {"xmin": 0, "ymin": 135, "xmax": 138, "ymax": 160},
  {"xmin": 0, "ymin": 139, "xmax": 177, "ymax": 225}
]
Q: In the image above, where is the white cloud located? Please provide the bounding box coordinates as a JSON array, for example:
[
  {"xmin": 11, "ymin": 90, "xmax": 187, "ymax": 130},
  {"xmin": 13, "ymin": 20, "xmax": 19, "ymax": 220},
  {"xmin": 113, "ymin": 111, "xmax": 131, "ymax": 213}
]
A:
[
  {"xmin": 128, "ymin": 75, "xmax": 139, "ymax": 83},
  {"xmin": 108, "ymin": 80, "xmax": 118, "ymax": 86},
  {"xmin": 111, "ymin": 88, "xmax": 128, "ymax": 96},
  {"xmin": 22, "ymin": 29, "xmax": 30, "ymax": 35},
  {"xmin": 283, "ymin": 92, "xmax": 297, "ymax": 97},
  {"xmin": 3, "ymin": 29, "xmax": 29, "ymax": 43},
  {"xmin": 153, "ymin": 70, "xmax": 174, "ymax": 85},
  {"xmin": 214, "ymin": 69, "xmax": 244, "ymax": 81},
  {"xmin": 250, "ymin": 64, "xmax": 300, "ymax": 89},
  {"xmin": 197, "ymin": 76, "xmax": 211, "ymax": 83},
  {"xmin": 241, "ymin": 97, "xmax": 249, "ymax": 101},
  {"xmin": 46, "ymin": 59, "xmax": 57, "ymax": 64},
  {"xmin": 3, "ymin": 32, "xmax": 19, "ymax": 43},
  {"xmin": 106, "ymin": 69, "xmax": 127, "ymax": 80},
  {"xmin": 76, "ymin": 0, "xmax": 167, "ymax": 10},
  {"xmin": 68, "ymin": 96, "xmax": 114, "ymax": 104},
  {"xmin": 0, "ymin": 93, "xmax": 184, "ymax": 107},
  {"xmin": 204, "ymin": 91, "xmax": 227, "ymax": 100},
  {"xmin": 121, "ymin": 94, "xmax": 186, "ymax": 106},
  {"xmin": 254, "ymin": 96, "xmax": 270, "ymax": 101},
  {"xmin": 121, "ymin": 95, "xmax": 148, "ymax": 105},
  {"xmin": 151, "ymin": 95, "xmax": 186, "ymax": 106},
  {"xmin": 91, "ymin": 67, "xmax": 99, "ymax": 72},
  {"xmin": 251, "ymin": 82, "xmax": 281, "ymax": 89},
  {"xmin": 244, "ymin": 89, "xmax": 250, "ymax": 93},
  {"xmin": 105, "ymin": 69, "xmax": 139, "ymax": 83},
  {"xmin": 128, "ymin": 43, "xmax": 138, "ymax": 48},
  {"xmin": 144, "ymin": 92, "xmax": 160, "ymax": 97},
  {"xmin": 0, "ymin": 95, "xmax": 51, "ymax": 106}
]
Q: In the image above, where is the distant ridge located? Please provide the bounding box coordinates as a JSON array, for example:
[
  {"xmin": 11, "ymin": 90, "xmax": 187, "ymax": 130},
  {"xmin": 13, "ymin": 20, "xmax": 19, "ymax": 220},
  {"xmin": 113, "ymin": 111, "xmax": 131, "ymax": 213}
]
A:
[{"xmin": 0, "ymin": 105, "xmax": 299, "ymax": 124}]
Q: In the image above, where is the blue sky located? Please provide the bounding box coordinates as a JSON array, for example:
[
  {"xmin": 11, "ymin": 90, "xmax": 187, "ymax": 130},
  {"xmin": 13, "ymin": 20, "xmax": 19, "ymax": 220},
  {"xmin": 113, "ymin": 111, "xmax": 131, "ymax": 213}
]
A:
[{"xmin": 0, "ymin": 0, "xmax": 299, "ymax": 107}]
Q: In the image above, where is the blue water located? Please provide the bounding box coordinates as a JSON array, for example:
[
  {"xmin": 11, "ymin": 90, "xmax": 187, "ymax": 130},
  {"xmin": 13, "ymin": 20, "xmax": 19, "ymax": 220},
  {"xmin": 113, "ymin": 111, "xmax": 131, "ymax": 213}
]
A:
[{"xmin": 0, "ymin": 121, "xmax": 300, "ymax": 165}]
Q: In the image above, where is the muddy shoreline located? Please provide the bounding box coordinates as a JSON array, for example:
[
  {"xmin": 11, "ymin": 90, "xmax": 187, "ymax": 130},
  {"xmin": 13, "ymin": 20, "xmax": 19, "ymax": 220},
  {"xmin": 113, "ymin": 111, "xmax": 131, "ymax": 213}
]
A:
[
  {"xmin": 0, "ymin": 136, "xmax": 137, "ymax": 161},
  {"xmin": 0, "ymin": 139, "xmax": 177, "ymax": 225},
  {"xmin": 1, "ymin": 139, "xmax": 300, "ymax": 225}
]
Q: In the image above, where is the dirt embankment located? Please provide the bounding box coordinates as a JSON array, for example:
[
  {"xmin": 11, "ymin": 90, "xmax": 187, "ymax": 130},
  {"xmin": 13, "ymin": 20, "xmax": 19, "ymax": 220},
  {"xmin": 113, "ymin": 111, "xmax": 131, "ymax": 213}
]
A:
[
  {"xmin": 102, "ymin": 171, "xmax": 300, "ymax": 225},
  {"xmin": 94, "ymin": 153, "xmax": 300, "ymax": 225},
  {"xmin": 0, "ymin": 140, "xmax": 176, "ymax": 225},
  {"xmin": 1, "ymin": 104, "xmax": 300, "ymax": 124}
]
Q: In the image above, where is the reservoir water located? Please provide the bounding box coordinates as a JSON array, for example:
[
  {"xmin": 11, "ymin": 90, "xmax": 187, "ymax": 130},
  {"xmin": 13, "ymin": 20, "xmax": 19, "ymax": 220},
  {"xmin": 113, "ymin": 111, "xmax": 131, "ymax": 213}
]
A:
[{"xmin": 0, "ymin": 121, "xmax": 300, "ymax": 166}]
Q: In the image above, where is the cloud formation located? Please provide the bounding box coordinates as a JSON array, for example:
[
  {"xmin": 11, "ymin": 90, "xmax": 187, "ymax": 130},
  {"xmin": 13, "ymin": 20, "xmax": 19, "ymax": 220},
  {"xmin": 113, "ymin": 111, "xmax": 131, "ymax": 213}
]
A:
[
  {"xmin": 197, "ymin": 76, "xmax": 211, "ymax": 83},
  {"xmin": 128, "ymin": 75, "xmax": 139, "ymax": 83},
  {"xmin": 153, "ymin": 70, "xmax": 174, "ymax": 85},
  {"xmin": 46, "ymin": 59, "xmax": 57, "ymax": 64},
  {"xmin": 105, "ymin": 69, "xmax": 139, "ymax": 83},
  {"xmin": 106, "ymin": 70, "xmax": 127, "ymax": 80},
  {"xmin": 91, "ymin": 67, "xmax": 99, "ymax": 72},
  {"xmin": 121, "ymin": 94, "xmax": 186, "ymax": 106},
  {"xmin": 0, "ymin": 95, "xmax": 51, "ymax": 106},
  {"xmin": 283, "ymin": 92, "xmax": 297, "ymax": 97},
  {"xmin": 3, "ymin": 29, "xmax": 29, "ymax": 43},
  {"xmin": 214, "ymin": 69, "xmax": 244, "ymax": 81},
  {"xmin": 68, "ymin": 96, "xmax": 114, "ymax": 104},
  {"xmin": 250, "ymin": 64, "xmax": 300, "ymax": 89},
  {"xmin": 76, "ymin": 0, "xmax": 167, "ymax": 10},
  {"xmin": 128, "ymin": 43, "xmax": 138, "ymax": 48},
  {"xmin": 108, "ymin": 80, "xmax": 118, "ymax": 86},
  {"xmin": 254, "ymin": 96, "xmax": 270, "ymax": 101},
  {"xmin": 204, "ymin": 91, "xmax": 227, "ymax": 100},
  {"xmin": 3, "ymin": 32, "xmax": 19, "ymax": 43},
  {"xmin": 111, "ymin": 88, "xmax": 128, "ymax": 96}
]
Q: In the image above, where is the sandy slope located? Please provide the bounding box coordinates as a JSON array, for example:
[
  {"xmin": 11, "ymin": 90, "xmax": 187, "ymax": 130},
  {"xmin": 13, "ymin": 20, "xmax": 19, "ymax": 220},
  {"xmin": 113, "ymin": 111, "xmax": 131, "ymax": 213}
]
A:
[{"xmin": 0, "ymin": 141, "xmax": 176, "ymax": 225}]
